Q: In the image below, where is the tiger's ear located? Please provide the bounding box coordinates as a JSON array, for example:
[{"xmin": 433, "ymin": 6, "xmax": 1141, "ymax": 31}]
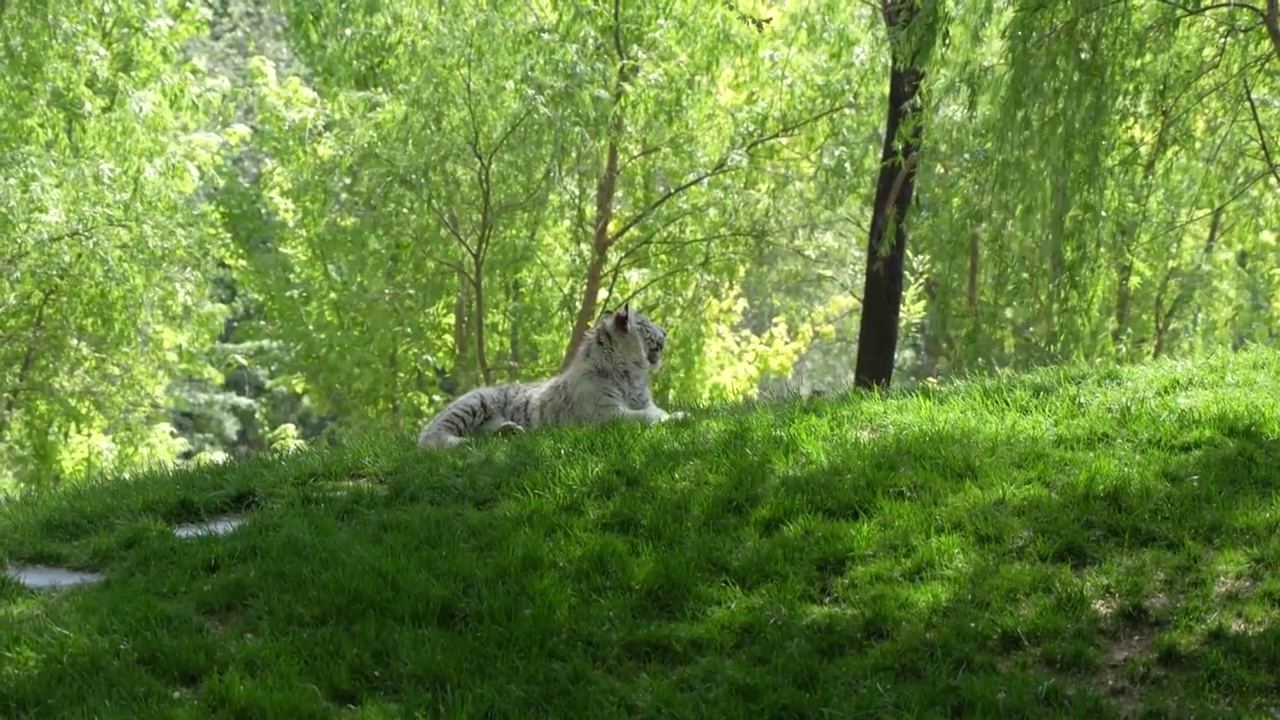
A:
[{"xmin": 613, "ymin": 304, "xmax": 630, "ymax": 332}]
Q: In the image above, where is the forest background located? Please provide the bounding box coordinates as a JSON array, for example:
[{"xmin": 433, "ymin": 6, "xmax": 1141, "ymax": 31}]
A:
[{"xmin": 2, "ymin": 0, "xmax": 1277, "ymax": 488}]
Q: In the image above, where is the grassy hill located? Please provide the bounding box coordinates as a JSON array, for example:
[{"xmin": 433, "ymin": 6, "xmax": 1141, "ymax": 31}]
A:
[{"xmin": 3, "ymin": 350, "xmax": 1280, "ymax": 719}]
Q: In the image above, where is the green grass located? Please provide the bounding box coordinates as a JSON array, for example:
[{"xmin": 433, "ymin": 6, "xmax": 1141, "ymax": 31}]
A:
[{"xmin": 4, "ymin": 350, "xmax": 1280, "ymax": 719}]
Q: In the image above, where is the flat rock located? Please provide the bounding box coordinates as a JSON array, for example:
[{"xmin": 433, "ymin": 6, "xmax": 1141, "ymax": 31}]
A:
[
  {"xmin": 173, "ymin": 515, "xmax": 244, "ymax": 538},
  {"xmin": 5, "ymin": 565, "xmax": 105, "ymax": 590}
]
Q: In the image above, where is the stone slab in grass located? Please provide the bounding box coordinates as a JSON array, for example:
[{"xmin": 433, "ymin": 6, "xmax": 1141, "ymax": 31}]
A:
[
  {"xmin": 5, "ymin": 565, "xmax": 105, "ymax": 590},
  {"xmin": 173, "ymin": 515, "xmax": 244, "ymax": 538}
]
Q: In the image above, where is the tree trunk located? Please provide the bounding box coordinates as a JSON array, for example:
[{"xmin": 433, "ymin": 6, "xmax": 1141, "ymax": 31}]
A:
[
  {"xmin": 1044, "ymin": 170, "xmax": 1070, "ymax": 352},
  {"xmin": 388, "ymin": 343, "xmax": 401, "ymax": 429},
  {"xmin": 1233, "ymin": 247, "xmax": 1251, "ymax": 351},
  {"xmin": 919, "ymin": 275, "xmax": 943, "ymax": 378},
  {"xmin": 472, "ymin": 258, "xmax": 492, "ymax": 385},
  {"xmin": 966, "ymin": 231, "xmax": 980, "ymax": 312},
  {"xmin": 561, "ymin": 138, "xmax": 620, "ymax": 371},
  {"xmin": 1265, "ymin": 0, "xmax": 1280, "ymax": 65},
  {"xmin": 1113, "ymin": 108, "xmax": 1170, "ymax": 354},
  {"xmin": 561, "ymin": 0, "xmax": 632, "ymax": 370},
  {"xmin": 853, "ymin": 0, "xmax": 928, "ymax": 390},
  {"xmin": 507, "ymin": 278, "xmax": 522, "ymax": 381},
  {"xmin": 1113, "ymin": 259, "xmax": 1132, "ymax": 348},
  {"xmin": 1153, "ymin": 206, "xmax": 1224, "ymax": 358},
  {"xmin": 452, "ymin": 267, "xmax": 472, "ymax": 390}
]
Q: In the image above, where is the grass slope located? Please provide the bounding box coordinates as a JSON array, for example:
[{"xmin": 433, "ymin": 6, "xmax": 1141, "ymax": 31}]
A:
[{"xmin": 3, "ymin": 351, "xmax": 1280, "ymax": 719}]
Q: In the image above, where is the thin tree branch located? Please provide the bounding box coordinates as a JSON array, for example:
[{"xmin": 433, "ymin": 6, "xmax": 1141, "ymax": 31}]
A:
[
  {"xmin": 421, "ymin": 248, "xmax": 470, "ymax": 280},
  {"xmin": 493, "ymin": 156, "xmax": 556, "ymax": 217},
  {"xmin": 1149, "ymin": 170, "xmax": 1269, "ymax": 242},
  {"xmin": 485, "ymin": 107, "xmax": 535, "ymax": 167},
  {"xmin": 424, "ymin": 199, "xmax": 476, "ymax": 258},
  {"xmin": 1242, "ymin": 76, "xmax": 1280, "ymax": 186},
  {"xmin": 621, "ymin": 143, "xmax": 670, "ymax": 169},
  {"xmin": 614, "ymin": 251, "xmax": 754, "ymax": 310},
  {"xmin": 611, "ymin": 231, "xmax": 761, "ymax": 276},
  {"xmin": 607, "ymin": 103, "xmax": 852, "ymax": 245},
  {"xmin": 1154, "ymin": 0, "xmax": 1264, "ymax": 21},
  {"xmin": 606, "ymin": 206, "xmax": 703, "ymax": 268}
]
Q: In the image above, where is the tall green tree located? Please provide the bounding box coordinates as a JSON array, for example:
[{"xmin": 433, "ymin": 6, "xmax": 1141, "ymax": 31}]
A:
[{"xmin": 0, "ymin": 0, "xmax": 236, "ymax": 485}]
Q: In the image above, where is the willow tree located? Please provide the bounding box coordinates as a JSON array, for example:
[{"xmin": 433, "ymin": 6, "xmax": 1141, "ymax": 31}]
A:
[
  {"xmin": 900, "ymin": 0, "xmax": 1279, "ymax": 377},
  {"xmin": 853, "ymin": 0, "xmax": 947, "ymax": 389}
]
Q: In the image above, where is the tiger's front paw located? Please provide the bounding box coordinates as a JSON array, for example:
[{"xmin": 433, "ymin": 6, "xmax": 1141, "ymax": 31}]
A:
[{"xmin": 496, "ymin": 421, "xmax": 526, "ymax": 435}]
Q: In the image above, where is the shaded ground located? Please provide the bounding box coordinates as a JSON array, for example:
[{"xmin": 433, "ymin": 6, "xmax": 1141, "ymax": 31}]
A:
[{"xmin": 2, "ymin": 350, "xmax": 1279, "ymax": 719}]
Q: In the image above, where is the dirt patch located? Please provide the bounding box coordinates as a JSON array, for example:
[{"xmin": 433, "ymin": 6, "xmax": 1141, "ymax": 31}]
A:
[
  {"xmin": 1212, "ymin": 575, "xmax": 1266, "ymax": 635},
  {"xmin": 203, "ymin": 608, "xmax": 254, "ymax": 640},
  {"xmin": 1213, "ymin": 574, "xmax": 1256, "ymax": 600},
  {"xmin": 1092, "ymin": 597, "xmax": 1116, "ymax": 620},
  {"xmin": 313, "ymin": 478, "xmax": 390, "ymax": 496},
  {"xmin": 1094, "ymin": 624, "xmax": 1158, "ymax": 718},
  {"xmin": 1088, "ymin": 591, "xmax": 1182, "ymax": 718}
]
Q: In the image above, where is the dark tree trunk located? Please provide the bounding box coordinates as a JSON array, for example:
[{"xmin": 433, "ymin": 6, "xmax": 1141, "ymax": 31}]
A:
[
  {"xmin": 853, "ymin": 0, "xmax": 928, "ymax": 390},
  {"xmin": 1266, "ymin": 0, "xmax": 1280, "ymax": 65}
]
